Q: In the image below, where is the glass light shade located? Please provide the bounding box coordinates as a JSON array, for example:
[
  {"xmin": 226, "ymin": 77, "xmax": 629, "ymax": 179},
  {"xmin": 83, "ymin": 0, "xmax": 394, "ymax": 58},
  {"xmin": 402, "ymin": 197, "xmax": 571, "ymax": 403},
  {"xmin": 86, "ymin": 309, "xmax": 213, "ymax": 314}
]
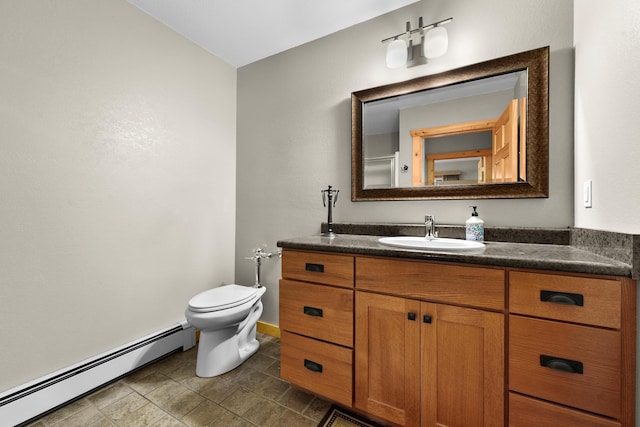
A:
[
  {"xmin": 386, "ymin": 39, "xmax": 408, "ymax": 69},
  {"xmin": 424, "ymin": 26, "xmax": 448, "ymax": 59}
]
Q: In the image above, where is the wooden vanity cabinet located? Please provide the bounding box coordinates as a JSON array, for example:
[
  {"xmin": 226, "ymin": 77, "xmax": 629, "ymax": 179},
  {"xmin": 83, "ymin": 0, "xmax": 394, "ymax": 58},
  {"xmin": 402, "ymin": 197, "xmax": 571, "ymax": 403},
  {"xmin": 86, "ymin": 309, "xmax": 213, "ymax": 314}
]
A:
[
  {"xmin": 354, "ymin": 256, "xmax": 505, "ymax": 427},
  {"xmin": 508, "ymin": 270, "xmax": 636, "ymax": 427},
  {"xmin": 279, "ymin": 248, "xmax": 636, "ymax": 427},
  {"xmin": 279, "ymin": 250, "xmax": 355, "ymax": 407}
]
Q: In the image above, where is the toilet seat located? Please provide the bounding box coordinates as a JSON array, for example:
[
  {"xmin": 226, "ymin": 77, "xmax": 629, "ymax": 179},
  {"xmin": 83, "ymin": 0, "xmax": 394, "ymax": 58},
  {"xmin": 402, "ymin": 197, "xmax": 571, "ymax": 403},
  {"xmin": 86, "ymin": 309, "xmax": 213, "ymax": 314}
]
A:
[{"xmin": 188, "ymin": 284, "xmax": 260, "ymax": 313}]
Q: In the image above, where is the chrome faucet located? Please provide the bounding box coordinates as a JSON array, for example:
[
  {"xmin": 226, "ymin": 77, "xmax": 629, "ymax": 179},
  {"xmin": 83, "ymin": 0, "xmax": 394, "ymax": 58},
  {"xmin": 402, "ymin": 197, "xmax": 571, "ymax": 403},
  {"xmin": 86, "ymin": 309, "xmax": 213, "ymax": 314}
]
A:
[{"xmin": 425, "ymin": 215, "xmax": 437, "ymax": 240}]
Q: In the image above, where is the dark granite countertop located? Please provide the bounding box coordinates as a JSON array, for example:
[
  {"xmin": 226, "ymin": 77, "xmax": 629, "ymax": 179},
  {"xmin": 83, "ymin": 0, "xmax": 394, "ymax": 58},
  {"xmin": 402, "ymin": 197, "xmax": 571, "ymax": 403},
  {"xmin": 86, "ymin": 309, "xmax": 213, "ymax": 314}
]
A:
[{"xmin": 277, "ymin": 234, "xmax": 633, "ymax": 278}]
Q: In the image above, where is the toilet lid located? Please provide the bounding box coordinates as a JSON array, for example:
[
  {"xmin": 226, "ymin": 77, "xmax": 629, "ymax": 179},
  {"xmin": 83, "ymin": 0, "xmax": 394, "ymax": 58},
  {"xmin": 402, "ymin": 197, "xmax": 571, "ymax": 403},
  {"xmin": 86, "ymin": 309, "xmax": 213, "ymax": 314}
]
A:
[{"xmin": 188, "ymin": 284, "xmax": 259, "ymax": 313}]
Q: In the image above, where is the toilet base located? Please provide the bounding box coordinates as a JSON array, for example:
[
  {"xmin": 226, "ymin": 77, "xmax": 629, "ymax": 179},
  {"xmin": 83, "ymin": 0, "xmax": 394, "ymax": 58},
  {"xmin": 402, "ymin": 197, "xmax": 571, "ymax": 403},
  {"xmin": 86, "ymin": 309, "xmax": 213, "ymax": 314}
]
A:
[{"xmin": 194, "ymin": 301, "xmax": 263, "ymax": 377}]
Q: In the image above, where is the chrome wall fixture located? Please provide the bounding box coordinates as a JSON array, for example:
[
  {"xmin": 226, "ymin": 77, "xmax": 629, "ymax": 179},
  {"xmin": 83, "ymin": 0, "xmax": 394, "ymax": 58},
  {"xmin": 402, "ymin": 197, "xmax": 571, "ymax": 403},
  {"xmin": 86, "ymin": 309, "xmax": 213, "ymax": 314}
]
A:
[{"xmin": 382, "ymin": 17, "xmax": 453, "ymax": 68}]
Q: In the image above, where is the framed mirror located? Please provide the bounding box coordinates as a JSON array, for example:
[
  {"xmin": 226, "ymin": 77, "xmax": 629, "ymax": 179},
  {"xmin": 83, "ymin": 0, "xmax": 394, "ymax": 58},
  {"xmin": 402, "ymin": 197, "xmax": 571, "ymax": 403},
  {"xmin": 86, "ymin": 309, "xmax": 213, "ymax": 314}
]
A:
[{"xmin": 352, "ymin": 46, "xmax": 548, "ymax": 200}]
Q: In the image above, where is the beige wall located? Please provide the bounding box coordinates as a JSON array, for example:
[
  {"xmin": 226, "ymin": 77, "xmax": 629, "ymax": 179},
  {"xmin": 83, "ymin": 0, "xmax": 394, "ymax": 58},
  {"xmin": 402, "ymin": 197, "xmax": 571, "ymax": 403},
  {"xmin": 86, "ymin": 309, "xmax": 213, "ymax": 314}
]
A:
[
  {"xmin": 0, "ymin": 1, "xmax": 237, "ymax": 392},
  {"xmin": 236, "ymin": 0, "xmax": 574, "ymax": 325},
  {"xmin": 574, "ymin": 0, "xmax": 640, "ymax": 234},
  {"xmin": 574, "ymin": 1, "xmax": 640, "ymax": 414}
]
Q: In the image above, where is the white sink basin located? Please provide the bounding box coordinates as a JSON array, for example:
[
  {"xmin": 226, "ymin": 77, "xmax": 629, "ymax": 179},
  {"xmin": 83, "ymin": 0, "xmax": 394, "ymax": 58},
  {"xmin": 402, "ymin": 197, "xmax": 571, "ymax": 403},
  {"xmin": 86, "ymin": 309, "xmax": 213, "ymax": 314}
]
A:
[{"xmin": 378, "ymin": 236, "xmax": 485, "ymax": 251}]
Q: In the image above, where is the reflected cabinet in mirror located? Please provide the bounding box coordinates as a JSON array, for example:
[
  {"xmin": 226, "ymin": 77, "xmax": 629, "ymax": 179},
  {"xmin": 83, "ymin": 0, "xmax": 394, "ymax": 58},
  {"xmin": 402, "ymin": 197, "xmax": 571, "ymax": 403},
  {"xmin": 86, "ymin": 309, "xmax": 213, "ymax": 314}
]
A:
[{"xmin": 352, "ymin": 46, "xmax": 549, "ymax": 200}]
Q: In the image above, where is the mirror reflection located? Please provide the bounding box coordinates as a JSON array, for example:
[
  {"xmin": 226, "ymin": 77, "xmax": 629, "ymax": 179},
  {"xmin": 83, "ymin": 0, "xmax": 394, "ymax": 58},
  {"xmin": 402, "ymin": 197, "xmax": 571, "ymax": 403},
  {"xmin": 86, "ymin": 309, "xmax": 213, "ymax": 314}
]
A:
[
  {"xmin": 352, "ymin": 46, "xmax": 549, "ymax": 201},
  {"xmin": 363, "ymin": 71, "xmax": 527, "ymax": 189}
]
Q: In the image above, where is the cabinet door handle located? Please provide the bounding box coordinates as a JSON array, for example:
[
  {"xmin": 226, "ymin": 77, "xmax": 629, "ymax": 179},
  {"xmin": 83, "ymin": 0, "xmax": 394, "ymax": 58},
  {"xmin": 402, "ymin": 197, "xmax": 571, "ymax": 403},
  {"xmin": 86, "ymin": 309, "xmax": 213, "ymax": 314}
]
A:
[
  {"xmin": 540, "ymin": 355, "xmax": 583, "ymax": 374},
  {"xmin": 423, "ymin": 315, "xmax": 432, "ymax": 324},
  {"xmin": 305, "ymin": 263, "xmax": 325, "ymax": 273},
  {"xmin": 407, "ymin": 312, "xmax": 416, "ymax": 321},
  {"xmin": 540, "ymin": 290, "xmax": 584, "ymax": 306},
  {"xmin": 303, "ymin": 306, "xmax": 323, "ymax": 317},
  {"xmin": 304, "ymin": 359, "xmax": 323, "ymax": 373}
]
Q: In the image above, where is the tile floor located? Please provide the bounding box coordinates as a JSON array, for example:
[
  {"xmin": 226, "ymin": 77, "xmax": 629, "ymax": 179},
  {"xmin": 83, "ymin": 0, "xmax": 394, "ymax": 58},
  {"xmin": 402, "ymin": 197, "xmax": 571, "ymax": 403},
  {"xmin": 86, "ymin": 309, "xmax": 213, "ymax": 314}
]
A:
[{"xmin": 26, "ymin": 333, "xmax": 331, "ymax": 427}]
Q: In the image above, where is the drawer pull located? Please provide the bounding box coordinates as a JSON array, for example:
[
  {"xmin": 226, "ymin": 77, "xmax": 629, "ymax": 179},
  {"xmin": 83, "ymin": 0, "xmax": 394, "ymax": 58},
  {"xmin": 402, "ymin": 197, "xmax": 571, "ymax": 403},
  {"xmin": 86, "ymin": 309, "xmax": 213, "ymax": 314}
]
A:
[
  {"xmin": 303, "ymin": 306, "xmax": 323, "ymax": 317},
  {"xmin": 423, "ymin": 315, "xmax": 432, "ymax": 324},
  {"xmin": 408, "ymin": 312, "xmax": 416, "ymax": 321},
  {"xmin": 305, "ymin": 263, "xmax": 325, "ymax": 273},
  {"xmin": 304, "ymin": 359, "xmax": 323, "ymax": 373},
  {"xmin": 540, "ymin": 355, "xmax": 583, "ymax": 374},
  {"xmin": 540, "ymin": 290, "xmax": 584, "ymax": 306}
]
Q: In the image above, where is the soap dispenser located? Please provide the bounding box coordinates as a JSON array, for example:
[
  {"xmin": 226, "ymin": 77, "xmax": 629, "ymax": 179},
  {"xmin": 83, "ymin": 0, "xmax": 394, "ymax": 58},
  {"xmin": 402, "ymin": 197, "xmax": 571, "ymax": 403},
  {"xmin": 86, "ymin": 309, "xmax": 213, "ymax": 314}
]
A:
[{"xmin": 465, "ymin": 206, "xmax": 484, "ymax": 241}]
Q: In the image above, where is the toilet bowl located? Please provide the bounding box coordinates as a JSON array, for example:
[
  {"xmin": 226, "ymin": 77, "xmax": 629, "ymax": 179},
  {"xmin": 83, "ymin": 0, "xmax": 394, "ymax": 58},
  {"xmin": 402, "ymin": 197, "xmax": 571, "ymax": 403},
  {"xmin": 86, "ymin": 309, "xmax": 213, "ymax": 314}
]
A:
[{"xmin": 185, "ymin": 284, "xmax": 266, "ymax": 377}]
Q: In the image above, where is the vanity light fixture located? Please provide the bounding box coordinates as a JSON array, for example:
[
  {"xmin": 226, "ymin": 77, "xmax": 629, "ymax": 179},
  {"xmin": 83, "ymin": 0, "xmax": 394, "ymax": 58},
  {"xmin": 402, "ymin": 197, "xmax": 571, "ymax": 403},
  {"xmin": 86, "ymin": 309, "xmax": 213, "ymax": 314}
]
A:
[
  {"xmin": 382, "ymin": 16, "xmax": 452, "ymax": 68},
  {"xmin": 386, "ymin": 38, "xmax": 408, "ymax": 69},
  {"xmin": 423, "ymin": 25, "xmax": 448, "ymax": 58}
]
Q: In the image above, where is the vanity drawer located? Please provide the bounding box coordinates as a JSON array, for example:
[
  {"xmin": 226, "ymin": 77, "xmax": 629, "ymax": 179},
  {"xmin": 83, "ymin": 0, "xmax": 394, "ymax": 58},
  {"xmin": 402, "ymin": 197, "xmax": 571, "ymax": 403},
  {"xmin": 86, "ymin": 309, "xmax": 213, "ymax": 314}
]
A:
[
  {"xmin": 282, "ymin": 250, "xmax": 354, "ymax": 288},
  {"xmin": 280, "ymin": 331, "xmax": 353, "ymax": 407},
  {"xmin": 509, "ymin": 315, "xmax": 621, "ymax": 418},
  {"xmin": 509, "ymin": 393, "xmax": 620, "ymax": 427},
  {"xmin": 356, "ymin": 256, "xmax": 505, "ymax": 311},
  {"xmin": 509, "ymin": 271, "xmax": 621, "ymax": 328},
  {"xmin": 279, "ymin": 279, "xmax": 353, "ymax": 347}
]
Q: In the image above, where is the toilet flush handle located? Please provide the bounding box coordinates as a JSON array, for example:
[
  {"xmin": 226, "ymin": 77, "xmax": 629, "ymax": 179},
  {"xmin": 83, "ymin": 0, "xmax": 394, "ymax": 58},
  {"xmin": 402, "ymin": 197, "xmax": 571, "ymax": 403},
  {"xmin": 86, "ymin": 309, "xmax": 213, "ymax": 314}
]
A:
[{"xmin": 244, "ymin": 247, "xmax": 282, "ymax": 287}]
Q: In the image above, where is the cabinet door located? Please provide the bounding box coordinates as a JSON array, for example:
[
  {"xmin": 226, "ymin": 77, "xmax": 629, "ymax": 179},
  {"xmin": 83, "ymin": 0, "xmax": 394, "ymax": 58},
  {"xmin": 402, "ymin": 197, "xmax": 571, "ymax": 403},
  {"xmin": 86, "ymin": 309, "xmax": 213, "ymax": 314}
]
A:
[
  {"xmin": 421, "ymin": 302, "xmax": 504, "ymax": 427},
  {"xmin": 355, "ymin": 292, "xmax": 421, "ymax": 427}
]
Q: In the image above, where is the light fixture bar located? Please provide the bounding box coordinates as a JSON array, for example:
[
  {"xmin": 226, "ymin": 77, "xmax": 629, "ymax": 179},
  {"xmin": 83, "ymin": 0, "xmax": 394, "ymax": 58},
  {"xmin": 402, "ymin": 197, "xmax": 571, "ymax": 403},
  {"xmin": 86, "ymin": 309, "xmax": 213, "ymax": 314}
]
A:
[{"xmin": 381, "ymin": 17, "xmax": 453, "ymax": 43}]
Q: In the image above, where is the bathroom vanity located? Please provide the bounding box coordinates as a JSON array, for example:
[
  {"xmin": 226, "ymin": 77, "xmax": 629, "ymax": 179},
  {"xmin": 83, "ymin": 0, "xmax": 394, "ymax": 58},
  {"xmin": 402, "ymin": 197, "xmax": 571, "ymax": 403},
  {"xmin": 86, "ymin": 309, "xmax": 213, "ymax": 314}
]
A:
[{"xmin": 277, "ymin": 233, "xmax": 636, "ymax": 427}]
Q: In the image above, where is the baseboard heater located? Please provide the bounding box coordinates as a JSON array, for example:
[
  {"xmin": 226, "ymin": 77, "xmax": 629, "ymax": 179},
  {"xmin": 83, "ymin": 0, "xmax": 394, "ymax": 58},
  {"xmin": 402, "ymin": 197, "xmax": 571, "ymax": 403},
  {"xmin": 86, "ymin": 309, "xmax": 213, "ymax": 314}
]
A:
[{"xmin": 0, "ymin": 321, "xmax": 196, "ymax": 427}]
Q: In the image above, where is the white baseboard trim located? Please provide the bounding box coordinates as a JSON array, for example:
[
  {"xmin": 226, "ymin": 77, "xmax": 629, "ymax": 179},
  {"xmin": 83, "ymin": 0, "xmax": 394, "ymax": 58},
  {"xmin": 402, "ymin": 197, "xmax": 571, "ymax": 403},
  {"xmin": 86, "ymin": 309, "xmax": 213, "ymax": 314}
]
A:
[{"xmin": 0, "ymin": 321, "xmax": 195, "ymax": 427}]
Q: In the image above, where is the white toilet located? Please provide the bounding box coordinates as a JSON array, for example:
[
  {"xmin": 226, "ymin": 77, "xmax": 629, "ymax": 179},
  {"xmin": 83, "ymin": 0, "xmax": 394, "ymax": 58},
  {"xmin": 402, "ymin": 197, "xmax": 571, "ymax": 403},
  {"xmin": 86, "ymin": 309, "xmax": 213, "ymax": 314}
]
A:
[{"xmin": 185, "ymin": 284, "xmax": 266, "ymax": 377}]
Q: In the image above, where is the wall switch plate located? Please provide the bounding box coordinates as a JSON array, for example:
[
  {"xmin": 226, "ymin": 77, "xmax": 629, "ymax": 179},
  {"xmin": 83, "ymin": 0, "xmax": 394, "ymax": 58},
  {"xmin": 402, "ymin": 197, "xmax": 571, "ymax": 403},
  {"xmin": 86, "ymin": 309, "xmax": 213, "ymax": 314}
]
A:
[{"xmin": 583, "ymin": 180, "xmax": 592, "ymax": 208}]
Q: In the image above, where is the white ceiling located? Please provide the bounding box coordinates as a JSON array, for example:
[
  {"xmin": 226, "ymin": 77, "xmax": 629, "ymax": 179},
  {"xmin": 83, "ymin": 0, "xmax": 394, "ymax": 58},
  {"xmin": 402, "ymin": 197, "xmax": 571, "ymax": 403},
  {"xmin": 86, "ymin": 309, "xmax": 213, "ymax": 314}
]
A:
[{"xmin": 127, "ymin": 0, "xmax": 420, "ymax": 68}]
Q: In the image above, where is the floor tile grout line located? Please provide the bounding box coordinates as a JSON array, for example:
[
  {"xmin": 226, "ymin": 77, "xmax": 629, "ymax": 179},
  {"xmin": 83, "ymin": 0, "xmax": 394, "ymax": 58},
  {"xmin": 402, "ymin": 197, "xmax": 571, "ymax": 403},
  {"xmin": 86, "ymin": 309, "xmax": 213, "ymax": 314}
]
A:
[{"xmin": 28, "ymin": 334, "xmax": 328, "ymax": 427}]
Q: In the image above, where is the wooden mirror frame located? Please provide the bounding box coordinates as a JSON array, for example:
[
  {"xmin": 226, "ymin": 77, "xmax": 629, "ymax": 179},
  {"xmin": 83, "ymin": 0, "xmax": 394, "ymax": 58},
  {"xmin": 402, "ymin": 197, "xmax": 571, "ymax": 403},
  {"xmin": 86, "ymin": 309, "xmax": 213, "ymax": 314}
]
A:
[{"xmin": 351, "ymin": 46, "xmax": 549, "ymax": 201}]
